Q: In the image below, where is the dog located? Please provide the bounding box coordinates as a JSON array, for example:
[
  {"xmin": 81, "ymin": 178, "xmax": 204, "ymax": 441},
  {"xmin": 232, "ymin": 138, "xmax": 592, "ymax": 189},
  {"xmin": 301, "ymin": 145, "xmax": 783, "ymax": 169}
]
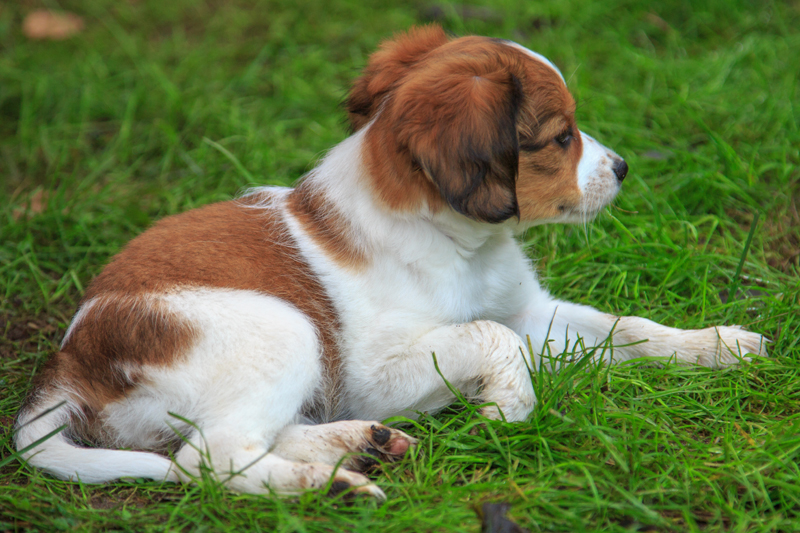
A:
[{"xmin": 15, "ymin": 26, "xmax": 767, "ymax": 499}]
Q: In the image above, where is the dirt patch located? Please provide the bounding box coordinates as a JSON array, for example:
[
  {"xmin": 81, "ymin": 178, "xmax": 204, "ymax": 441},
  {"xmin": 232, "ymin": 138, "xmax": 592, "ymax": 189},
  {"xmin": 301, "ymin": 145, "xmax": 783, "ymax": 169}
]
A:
[
  {"xmin": 763, "ymin": 208, "xmax": 800, "ymax": 272},
  {"xmin": 0, "ymin": 315, "xmax": 62, "ymax": 360},
  {"xmin": 727, "ymin": 200, "xmax": 800, "ymax": 274},
  {"xmin": 0, "ymin": 415, "xmax": 14, "ymax": 430}
]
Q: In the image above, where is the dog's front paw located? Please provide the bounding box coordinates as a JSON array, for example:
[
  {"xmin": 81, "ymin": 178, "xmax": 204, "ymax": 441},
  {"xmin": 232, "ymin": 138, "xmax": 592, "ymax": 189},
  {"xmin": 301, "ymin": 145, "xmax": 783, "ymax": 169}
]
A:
[
  {"xmin": 691, "ymin": 325, "xmax": 768, "ymax": 367},
  {"xmin": 470, "ymin": 321, "xmax": 536, "ymax": 422}
]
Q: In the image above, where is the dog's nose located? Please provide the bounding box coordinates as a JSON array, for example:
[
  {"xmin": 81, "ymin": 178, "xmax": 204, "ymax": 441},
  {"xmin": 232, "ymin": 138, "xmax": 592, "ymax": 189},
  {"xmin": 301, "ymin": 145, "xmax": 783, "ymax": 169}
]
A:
[{"xmin": 613, "ymin": 159, "xmax": 628, "ymax": 183}]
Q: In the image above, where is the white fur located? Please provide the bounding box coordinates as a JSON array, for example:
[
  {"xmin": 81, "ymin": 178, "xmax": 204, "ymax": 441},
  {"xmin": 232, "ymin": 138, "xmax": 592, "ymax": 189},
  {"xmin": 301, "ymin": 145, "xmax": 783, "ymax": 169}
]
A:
[
  {"xmin": 15, "ymin": 399, "xmax": 174, "ymax": 483},
  {"xmin": 16, "ymin": 40, "xmax": 767, "ymax": 497},
  {"xmin": 505, "ymin": 41, "xmax": 566, "ymax": 83},
  {"xmin": 278, "ymin": 130, "xmax": 764, "ymax": 428},
  {"xmin": 574, "ymin": 132, "xmax": 623, "ymax": 222},
  {"xmin": 60, "ymin": 297, "xmax": 100, "ymax": 348}
]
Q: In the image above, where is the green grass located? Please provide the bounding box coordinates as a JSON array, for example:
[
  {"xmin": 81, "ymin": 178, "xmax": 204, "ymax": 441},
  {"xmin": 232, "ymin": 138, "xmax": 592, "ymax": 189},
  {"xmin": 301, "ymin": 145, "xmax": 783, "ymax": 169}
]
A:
[{"xmin": 1, "ymin": 0, "xmax": 799, "ymax": 531}]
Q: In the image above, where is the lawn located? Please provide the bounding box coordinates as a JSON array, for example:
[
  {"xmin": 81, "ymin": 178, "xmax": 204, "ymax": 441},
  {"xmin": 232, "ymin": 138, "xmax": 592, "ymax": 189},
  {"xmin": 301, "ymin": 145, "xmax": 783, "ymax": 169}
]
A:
[{"xmin": 1, "ymin": 0, "xmax": 799, "ymax": 531}]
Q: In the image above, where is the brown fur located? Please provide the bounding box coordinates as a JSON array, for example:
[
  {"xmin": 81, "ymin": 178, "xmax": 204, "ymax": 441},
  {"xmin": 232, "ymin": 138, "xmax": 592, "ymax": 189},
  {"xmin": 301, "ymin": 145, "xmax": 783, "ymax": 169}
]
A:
[
  {"xmin": 27, "ymin": 193, "xmax": 344, "ymax": 429},
  {"xmin": 57, "ymin": 299, "xmax": 195, "ymax": 407},
  {"xmin": 517, "ymin": 138, "xmax": 583, "ymax": 220},
  {"xmin": 381, "ymin": 46, "xmax": 524, "ymax": 222},
  {"xmin": 287, "ymin": 180, "xmax": 367, "ymax": 269},
  {"xmin": 514, "ymin": 68, "xmax": 583, "ymax": 220},
  {"xmin": 349, "ymin": 27, "xmax": 584, "ymax": 223},
  {"xmin": 30, "ymin": 298, "xmax": 197, "ymax": 447},
  {"xmin": 347, "ymin": 25, "xmax": 450, "ymax": 130}
]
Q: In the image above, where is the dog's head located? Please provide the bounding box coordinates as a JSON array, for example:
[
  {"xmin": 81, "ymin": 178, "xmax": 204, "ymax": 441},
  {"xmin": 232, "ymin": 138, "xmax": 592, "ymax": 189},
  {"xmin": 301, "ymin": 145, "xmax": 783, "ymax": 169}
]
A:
[{"xmin": 348, "ymin": 25, "xmax": 627, "ymax": 226}]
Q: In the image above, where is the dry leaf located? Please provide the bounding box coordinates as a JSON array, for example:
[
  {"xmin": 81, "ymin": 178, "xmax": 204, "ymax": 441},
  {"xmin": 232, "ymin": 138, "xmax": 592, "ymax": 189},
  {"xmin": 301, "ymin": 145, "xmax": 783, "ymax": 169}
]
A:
[
  {"xmin": 645, "ymin": 12, "xmax": 673, "ymax": 33},
  {"xmin": 29, "ymin": 189, "xmax": 48, "ymax": 214},
  {"xmin": 12, "ymin": 189, "xmax": 50, "ymax": 221},
  {"xmin": 22, "ymin": 10, "xmax": 84, "ymax": 41}
]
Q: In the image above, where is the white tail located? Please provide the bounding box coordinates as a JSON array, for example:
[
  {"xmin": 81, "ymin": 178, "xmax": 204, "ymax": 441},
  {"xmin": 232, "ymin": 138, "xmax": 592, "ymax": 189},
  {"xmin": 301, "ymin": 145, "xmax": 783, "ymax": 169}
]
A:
[{"xmin": 14, "ymin": 392, "xmax": 175, "ymax": 484}]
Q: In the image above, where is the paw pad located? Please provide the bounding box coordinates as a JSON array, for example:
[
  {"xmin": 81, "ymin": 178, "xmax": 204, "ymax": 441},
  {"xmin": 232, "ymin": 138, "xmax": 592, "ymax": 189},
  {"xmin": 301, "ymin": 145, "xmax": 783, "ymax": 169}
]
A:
[
  {"xmin": 327, "ymin": 480, "xmax": 351, "ymax": 497},
  {"xmin": 370, "ymin": 425, "xmax": 391, "ymax": 445}
]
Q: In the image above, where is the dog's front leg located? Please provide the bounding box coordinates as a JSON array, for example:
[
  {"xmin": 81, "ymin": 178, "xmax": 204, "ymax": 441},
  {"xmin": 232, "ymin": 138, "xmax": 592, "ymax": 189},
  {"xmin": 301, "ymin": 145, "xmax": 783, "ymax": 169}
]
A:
[
  {"xmin": 508, "ymin": 295, "xmax": 768, "ymax": 368},
  {"xmin": 349, "ymin": 321, "xmax": 535, "ymax": 422}
]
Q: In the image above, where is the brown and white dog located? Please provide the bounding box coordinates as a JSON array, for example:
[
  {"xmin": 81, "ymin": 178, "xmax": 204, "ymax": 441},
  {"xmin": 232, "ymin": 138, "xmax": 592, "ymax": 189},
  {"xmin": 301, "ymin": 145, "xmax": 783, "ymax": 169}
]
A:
[{"xmin": 16, "ymin": 26, "xmax": 766, "ymax": 499}]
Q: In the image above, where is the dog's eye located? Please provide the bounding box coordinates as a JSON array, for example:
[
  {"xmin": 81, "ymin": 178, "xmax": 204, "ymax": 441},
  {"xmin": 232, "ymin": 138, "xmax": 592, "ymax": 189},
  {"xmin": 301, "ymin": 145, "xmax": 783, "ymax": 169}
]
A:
[
  {"xmin": 554, "ymin": 129, "xmax": 573, "ymax": 148},
  {"xmin": 519, "ymin": 138, "xmax": 546, "ymax": 152}
]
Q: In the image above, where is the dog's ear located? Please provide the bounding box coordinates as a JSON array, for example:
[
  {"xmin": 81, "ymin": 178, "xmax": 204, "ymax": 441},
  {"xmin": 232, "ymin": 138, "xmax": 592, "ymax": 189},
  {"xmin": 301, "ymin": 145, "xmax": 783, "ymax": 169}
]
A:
[
  {"xmin": 392, "ymin": 66, "xmax": 522, "ymax": 223},
  {"xmin": 347, "ymin": 25, "xmax": 449, "ymax": 131}
]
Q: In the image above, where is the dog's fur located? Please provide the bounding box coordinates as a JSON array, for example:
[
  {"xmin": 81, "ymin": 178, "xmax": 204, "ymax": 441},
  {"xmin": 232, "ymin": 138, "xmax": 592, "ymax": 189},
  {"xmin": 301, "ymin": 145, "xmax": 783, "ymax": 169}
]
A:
[{"xmin": 16, "ymin": 26, "xmax": 766, "ymax": 499}]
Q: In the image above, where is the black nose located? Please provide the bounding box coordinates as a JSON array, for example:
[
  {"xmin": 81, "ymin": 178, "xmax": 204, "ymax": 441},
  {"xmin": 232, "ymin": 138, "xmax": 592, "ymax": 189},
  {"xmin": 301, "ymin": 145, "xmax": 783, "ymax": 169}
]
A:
[{"xmin": 613, "ymin": 159, "xmax": 628, "ymax": 183}]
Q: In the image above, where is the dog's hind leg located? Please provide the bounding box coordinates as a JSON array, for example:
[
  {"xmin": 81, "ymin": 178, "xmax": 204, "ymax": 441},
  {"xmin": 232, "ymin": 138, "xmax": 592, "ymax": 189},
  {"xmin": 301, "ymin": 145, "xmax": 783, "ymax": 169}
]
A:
[
  {"xmin": 171, "ymin": 428, "xmax": 385, "ymax": 497},
  {"xmin": 271, "ymin": 420, "xmax": 417, "ymax": 473},
  {"xmin": 97, "ymin": 289, "xmax": 382, "ymax": 497}
]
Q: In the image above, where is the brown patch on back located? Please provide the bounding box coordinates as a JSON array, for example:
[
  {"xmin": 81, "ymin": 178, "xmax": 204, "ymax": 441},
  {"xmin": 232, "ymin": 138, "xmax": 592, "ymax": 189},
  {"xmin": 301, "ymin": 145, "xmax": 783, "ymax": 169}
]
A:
[
  {"xmin": 286, "ymin": 180, "xmax": 367, "ymax": 269},
  {"xmin": 30, "ymin": 300, "xmax": 196, "ymax": 443},
  {"xmin": 25, "ymin": 192, "xmax": 344, "ymax": 434}
]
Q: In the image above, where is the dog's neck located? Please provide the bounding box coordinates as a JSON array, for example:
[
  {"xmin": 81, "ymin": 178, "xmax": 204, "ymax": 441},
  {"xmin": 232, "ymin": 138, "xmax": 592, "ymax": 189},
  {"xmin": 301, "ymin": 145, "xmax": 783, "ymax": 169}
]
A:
[{"xmin": 307, "ymin": 129, "xmax": 513, "ymax": 263}]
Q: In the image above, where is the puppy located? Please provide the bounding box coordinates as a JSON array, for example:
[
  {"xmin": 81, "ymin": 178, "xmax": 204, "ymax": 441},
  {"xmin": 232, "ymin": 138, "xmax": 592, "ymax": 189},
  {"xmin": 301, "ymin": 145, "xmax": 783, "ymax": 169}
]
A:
[{"xmin": 15, "ymin": 26, "xmax": 766, "ymax": 499}]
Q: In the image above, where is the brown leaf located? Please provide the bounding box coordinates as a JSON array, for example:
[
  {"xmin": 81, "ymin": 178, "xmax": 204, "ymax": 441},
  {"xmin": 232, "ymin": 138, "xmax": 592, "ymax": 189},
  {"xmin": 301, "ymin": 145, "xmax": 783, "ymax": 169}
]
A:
[
  {"xmin": 29, "ymin": 189, "xmax": 48, "ymax": 214},
  {"xmin": 12, "ymin": 189, "xmax": 49, "ymax": 221},
  {"xmin": 22, "ymin": 10, "xmax": 84, "ymax": 41},
  {"xmin": 645, "ymin": 12, "xmax": 673, "ymax": 33}
]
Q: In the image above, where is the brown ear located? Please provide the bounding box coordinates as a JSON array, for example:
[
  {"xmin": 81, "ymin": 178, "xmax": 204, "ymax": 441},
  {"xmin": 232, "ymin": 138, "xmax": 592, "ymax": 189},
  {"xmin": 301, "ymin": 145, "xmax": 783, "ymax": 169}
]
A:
[
  {"xmin": 347, "ymin": 25, "xmax": 449, "ymax": 131},
  {"xmin": 391, "ymin": 66, "xmax": 522, "ymax": 223}
]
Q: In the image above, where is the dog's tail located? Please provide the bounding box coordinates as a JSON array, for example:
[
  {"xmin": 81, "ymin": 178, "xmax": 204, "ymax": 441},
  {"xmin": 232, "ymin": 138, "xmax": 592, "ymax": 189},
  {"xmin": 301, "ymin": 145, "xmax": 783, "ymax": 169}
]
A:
[{"xmin": 14, "ymin": 388, "xmax": 175, "ymax": 483}]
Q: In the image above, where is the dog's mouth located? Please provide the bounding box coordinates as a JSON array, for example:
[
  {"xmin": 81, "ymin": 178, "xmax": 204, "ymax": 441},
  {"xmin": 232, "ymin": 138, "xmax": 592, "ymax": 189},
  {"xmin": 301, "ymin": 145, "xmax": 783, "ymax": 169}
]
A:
[
  {"xmin": 563, "ymin": 185, "xmax": 622, "ymax": 224},
  {"xmin": 575, "ymin": 167, "xmax": 625, "ymax": 223},
  {"xmin": 512, "ymin": 195, "xmax": 618, "ymax": 229}
]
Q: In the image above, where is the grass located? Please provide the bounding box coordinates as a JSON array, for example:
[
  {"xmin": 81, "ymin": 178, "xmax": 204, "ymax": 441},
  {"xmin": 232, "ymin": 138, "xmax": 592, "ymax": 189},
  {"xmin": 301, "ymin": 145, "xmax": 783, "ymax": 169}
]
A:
[{"xmin": 1, "ymin": 0, "xmax": 799, "ymax": 531}]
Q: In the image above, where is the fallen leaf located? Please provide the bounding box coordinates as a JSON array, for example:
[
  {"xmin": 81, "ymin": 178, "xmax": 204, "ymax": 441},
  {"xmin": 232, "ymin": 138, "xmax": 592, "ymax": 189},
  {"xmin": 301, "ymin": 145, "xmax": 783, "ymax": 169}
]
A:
[
  {"xmin": 12, "ymin": 189, "xmax": 50, "ymax": 221},
  {"xmin": 22, "ymin": 10, "xmax": 84, "ymax": 41},
  {"xmin": 645, "ymin": 12, "xmax": 673, "ymax": 33}
]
